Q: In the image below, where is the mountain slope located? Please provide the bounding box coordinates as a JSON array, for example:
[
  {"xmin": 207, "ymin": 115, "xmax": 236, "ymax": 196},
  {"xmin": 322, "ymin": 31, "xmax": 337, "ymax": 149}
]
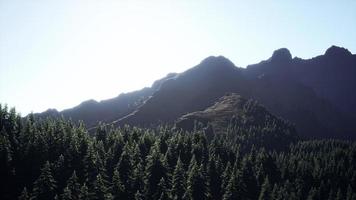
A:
[
  {"xmin": 115, "ymin": 56, "xmax": 249, "ymax": 126},
  {"xmin": 36, "ymin": 46, "xmax": 356, "ymax": 139},
  {"xmin": 245, "ymin": 46, "xmax": 356, "ymax": 121},
  {"xmin": 34, "ymin": 87, "xmax": 154, "ymax": 128},
  {"xmin": 114, "ymin": 49, "xmax": 355, "ymax": 139},
  {"xmin": 175, "ymin": 93, "xmax": 295, "ymax": 133},
  {"xmin": 175, "ymin": 93, "xmax": 297, "ymax": 150}
]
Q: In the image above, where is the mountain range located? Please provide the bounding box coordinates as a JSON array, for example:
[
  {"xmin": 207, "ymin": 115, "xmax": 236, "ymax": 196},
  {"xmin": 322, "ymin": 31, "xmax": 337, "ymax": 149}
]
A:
[{"xmin": 35, "ymin": 46, "xmax": 356, "ymax": 139}]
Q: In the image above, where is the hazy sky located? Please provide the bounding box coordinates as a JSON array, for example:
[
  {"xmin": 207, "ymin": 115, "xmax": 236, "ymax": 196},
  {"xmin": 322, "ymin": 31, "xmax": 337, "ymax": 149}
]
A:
[{"xmin": 1, "ymin": 0, "xmax": 355, "ymax": 115}]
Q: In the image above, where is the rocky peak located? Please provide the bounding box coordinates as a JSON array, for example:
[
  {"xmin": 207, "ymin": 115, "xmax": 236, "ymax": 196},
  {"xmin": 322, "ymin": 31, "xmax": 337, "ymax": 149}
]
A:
[
  {"xmin": 324, "ymin": 45, "xmax": 352, "ymax": 57},
  {"xmin": 271, "ymin": 48, "xmax": 292, "ymax": 62}
]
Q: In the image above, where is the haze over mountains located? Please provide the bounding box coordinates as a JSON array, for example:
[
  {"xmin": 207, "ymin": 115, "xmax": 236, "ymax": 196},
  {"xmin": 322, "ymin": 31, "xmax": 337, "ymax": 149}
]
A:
[{"xmin": 36, "ymin": 46, "xmax": 356, "ymax": 139}]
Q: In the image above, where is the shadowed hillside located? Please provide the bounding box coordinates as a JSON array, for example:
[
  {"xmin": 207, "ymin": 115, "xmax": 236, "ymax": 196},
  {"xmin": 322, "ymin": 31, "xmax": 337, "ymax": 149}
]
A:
[{"xmin": 36, "ymin": 46, "xmax": 356, "ymax": 139}]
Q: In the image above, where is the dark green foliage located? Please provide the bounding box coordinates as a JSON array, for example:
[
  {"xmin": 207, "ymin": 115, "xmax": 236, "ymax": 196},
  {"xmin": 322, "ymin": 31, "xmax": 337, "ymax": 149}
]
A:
[
  {"xmin": 0, "ymin": 104, "xmax": 355, "ymax": 199},
  {"xmin": 258, "ymin": 176, "xmax": 271, "ymax": 200},
  {"xmin": 31, "ymin": 161, "xmax": 57, "ymax": 200},
  {"xmin": 222, "ymin": 165, "xmax": 246, "ymax": 200},
  {"xmin": 78, "ymin": 183, "xmax": 91, "ymax": 200},
  {"xmin": 134, "ymin": 190, "xmax": 144, "ymax": 200},
  {"xmin": 185, "ymin": 159, "xmax": 209, "ymax": 200},
  {"xmin": 111, "ymin": 169, "xmax": 124, "ymax": 200},
  {"xmin": 171, "ymin": 157, "xmax": 186, "ymax": 200},
  {"xmin": 61, "ymin": 187, "xmax": 72, "ymax": 200},
  {"xmin": 155, "ymin": 178, "xmax": 170, "ymax": 200},
  {"xmin": 144, "ymin": 143, "xmax": 168, "ymax": 199},
  {"xmin": 18, "ymin": 187, "xmax": 30, "ymax": 200},
  {"xmin": 93, "ymin": 173, "xmax": 112, "ymax": 200},
  {"xmin": 117, "ymin": 143, "xmax": 134, "ymax": 199},
  {"xmin": 65, "ymin": 171, "xmax": 81, "ymax": 200}
]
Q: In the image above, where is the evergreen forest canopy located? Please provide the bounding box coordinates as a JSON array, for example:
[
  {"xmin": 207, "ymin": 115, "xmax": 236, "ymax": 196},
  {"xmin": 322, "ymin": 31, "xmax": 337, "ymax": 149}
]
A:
[{"xmin": 1, "ymin": 104, "xmax": 356, "ymax": 200}]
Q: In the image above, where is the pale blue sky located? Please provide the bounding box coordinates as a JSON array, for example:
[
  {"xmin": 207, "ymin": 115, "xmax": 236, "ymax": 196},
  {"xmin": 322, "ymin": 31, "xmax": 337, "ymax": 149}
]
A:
[{"xmin": 1, "ymin": 0, "xmax": 355, "ymax": 115}]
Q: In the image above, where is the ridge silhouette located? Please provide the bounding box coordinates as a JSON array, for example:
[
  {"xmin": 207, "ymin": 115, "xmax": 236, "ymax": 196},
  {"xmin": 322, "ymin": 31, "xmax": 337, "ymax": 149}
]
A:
[{"xmin": 35, "ymin": 46, "xmax": 356, "ymax": 139}]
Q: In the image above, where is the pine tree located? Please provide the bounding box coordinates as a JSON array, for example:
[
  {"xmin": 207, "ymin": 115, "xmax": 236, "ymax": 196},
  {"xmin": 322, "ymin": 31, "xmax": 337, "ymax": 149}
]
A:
[
  {"xmin": 307, "ymin": 187, "xmax": 318, "ymax": 200},
  {"xmin": 207, "ymin": 158, "xmax": 222, "ymax": 200},
  {"xmin": 155, "ymin": 177, "xmax": 170, "ymax": 200},
  {"xmin": 117, "ymin": 143, "xmax": 134, "ymax": 199},
  {"xmin": 221, "ymin": 162, "xmax": 232, "ymax": 190},
  {"xmin": 346, "ymin": 185, "xmax": 354, "ymax": 200},
  {"xmin": 241, "ymin": 158, "xmax": 258, "ymax": 200},
  {"xmin": 171, "ymin": 157, "xmax": 186, "ymax": 200},
  {"xmin": 0, "ymin": 127, "xmax": 14, "ymax": 197},
  {"xmin": 83, "ymin": 144, "xmax": 99, "ymax": 189},
  {"xmin": 94, "ymin": 174, "xmax": 112, "ymax": 200},
  {"xmin": 185, "ymin": 161, "xmax": 208, "ymax": 200},
  {"xmin": 222, "ymin": 171, "xmax": 237, "ymax": 200},
  {"xmin": 78, "ymin": 183, "xmax": 92, "ymax": 200},
  {"xmin": 66, "ymin": 170, "xmax": 81, "ymax": 200},
  {"xmin": 327, "ymin": 189, "xmax": 335, "ymax": 200},
  {"xmin": 61, "ymin": 187, "xmax": 73, "ymax": 200},
  {"xmin": 31, "ymin": 161, "xmax": 57, "ymax": 200},
  {"xmin": 18, "ymin": 187, "xmax": 30, "ymax": 200},
  {"xmin": 144, "ymin": 143, "xmax": 168, "ymax": 199},
  {"xmin": 164, "ymin": 145, "xmax": 178, "ymax": 173},
  {"xmin": 134, "ymin": 190, "xmax": 144, "ymax": 200},
  {"xmin": 258, "ymin": 176, "xmax": 271, "ymax": 200},
  {"xmin": 132, "ymin": 160, "xmax": 145, "ymax": 194},
  {"xmin": 271, "ymin": 184, "xmax": 282, "ymax": 200},
  {"xmin": 336, "ymin": 188, "xmax": 344, "ymax": 200},
  {"xmin": 53, "ymin": 154, "xmax": 67, "ymax": 191},
  {"xmin": 222, "ymin": 167, "xmax": 245, "ymax": 200},
  {"xmin": 111, "ymin": 169, "xmax": 124, "ymax": 200}
]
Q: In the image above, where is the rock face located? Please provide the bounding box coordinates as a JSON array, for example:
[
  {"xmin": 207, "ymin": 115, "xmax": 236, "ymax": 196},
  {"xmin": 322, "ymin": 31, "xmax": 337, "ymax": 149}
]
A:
[
  {"xmin": 175, "ymin": 93, "xmax": 298, "ymax": 150},
  {"xmin": 271, "ymin": 48, "xmax": 292, "ymax": 62},
  {"xmin": 175, "ymin": 93, "xmax": 291, "ymax": 134},
  {"xmin": 36, "ymin": 46, "xmax": 356, "ymax": 139}
]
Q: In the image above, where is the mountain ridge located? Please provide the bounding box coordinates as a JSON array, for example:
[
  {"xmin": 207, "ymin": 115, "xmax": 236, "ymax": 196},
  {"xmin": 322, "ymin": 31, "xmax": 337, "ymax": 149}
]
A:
[{"xmin": 35, "ymin": 45, "xmax": 356, "ymax": 139}]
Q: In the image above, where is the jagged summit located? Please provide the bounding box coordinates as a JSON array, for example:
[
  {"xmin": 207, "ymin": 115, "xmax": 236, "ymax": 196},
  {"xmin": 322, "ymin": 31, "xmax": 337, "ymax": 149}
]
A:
[
  {"xmin": 325, "ymin": 45, "xmax": 352, "ymax": 57},
  {"xmin": 271, "ymin": 48, "xmax": 292, "ymax": 62},
  {"xmin": 35, "ymin": 46, "xmax": 356, "ymax": 139}
]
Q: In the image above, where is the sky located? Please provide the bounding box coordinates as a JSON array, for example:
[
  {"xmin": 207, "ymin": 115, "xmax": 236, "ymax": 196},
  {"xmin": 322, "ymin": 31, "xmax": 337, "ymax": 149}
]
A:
[{"xmin": 1, "ymin": 0, "xmax": 355, "ymax": 115}]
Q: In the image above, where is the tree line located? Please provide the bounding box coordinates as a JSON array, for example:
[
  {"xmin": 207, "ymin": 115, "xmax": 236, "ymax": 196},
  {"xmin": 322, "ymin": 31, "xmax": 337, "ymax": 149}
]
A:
[{"xmin": 0, "ymin": 104, "xmax": 355, "ymax": 199}]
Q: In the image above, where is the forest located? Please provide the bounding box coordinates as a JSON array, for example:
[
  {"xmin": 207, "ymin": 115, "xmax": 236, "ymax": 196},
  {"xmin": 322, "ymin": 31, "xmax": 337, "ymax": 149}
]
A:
[{"xmin": 1, "ymin": 104, "xmax": 356, "ymax": 200}]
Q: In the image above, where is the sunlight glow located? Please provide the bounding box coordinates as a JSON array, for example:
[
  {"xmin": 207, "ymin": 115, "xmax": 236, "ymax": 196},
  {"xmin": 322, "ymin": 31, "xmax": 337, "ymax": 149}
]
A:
[{"xmin": 1, "ymin": 0, "xmax": 355, "ymax": 115}]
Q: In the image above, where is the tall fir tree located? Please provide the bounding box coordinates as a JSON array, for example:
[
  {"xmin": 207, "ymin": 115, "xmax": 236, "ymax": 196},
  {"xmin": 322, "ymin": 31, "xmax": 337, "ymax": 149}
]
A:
[
  {"xmin": 111, "ymin": 169, "xmax": 124, "ymax": 200},
  {"xmin": 78, "ymin": 183, "xmax": 93, "ymax": 200},
  {"xmin": 93, "ymin": 174, "xmax": 112, "ymax": 200},
  {"xmin": 144, "ymin": 143, "xmax": 168, "ymax": 199},
  {"xmin": 61, "ymin": 187, "xmax": 72, "ymax": 200},
  {"xmin": 222, "ymin": 166, "xmax": 246, "ymax": 200},
  {"xmin": 31, "ymin": 161, "xmax": 57, "ymax": 200},
  {"xmin": 171, "ymin": 157, "xmax": 186, "ymax": 200},
  {"xmin": 155, "ymin": 177, "xmax": 170, "ymax": 200},
  {"xmin": 258, "ymin": 176, "xmax": 271, "ymax": 200},
  {"xmin": 66, "ymin": 170, "xmax": 81, "ymax": 200},
  {"xmin": 185, "ymin": 160, "xmax": 208, "ymax": 200},
  {"xmin": 18, "ymin": 187, "xmax": 30, "ymax": 200},
  {"xmin": 117, "ymin": 143, "xmax": 134, "ymax": 199},
  {"xmin": 207, "ymin": 158, "xmax": 222, "ymax": 200}
]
